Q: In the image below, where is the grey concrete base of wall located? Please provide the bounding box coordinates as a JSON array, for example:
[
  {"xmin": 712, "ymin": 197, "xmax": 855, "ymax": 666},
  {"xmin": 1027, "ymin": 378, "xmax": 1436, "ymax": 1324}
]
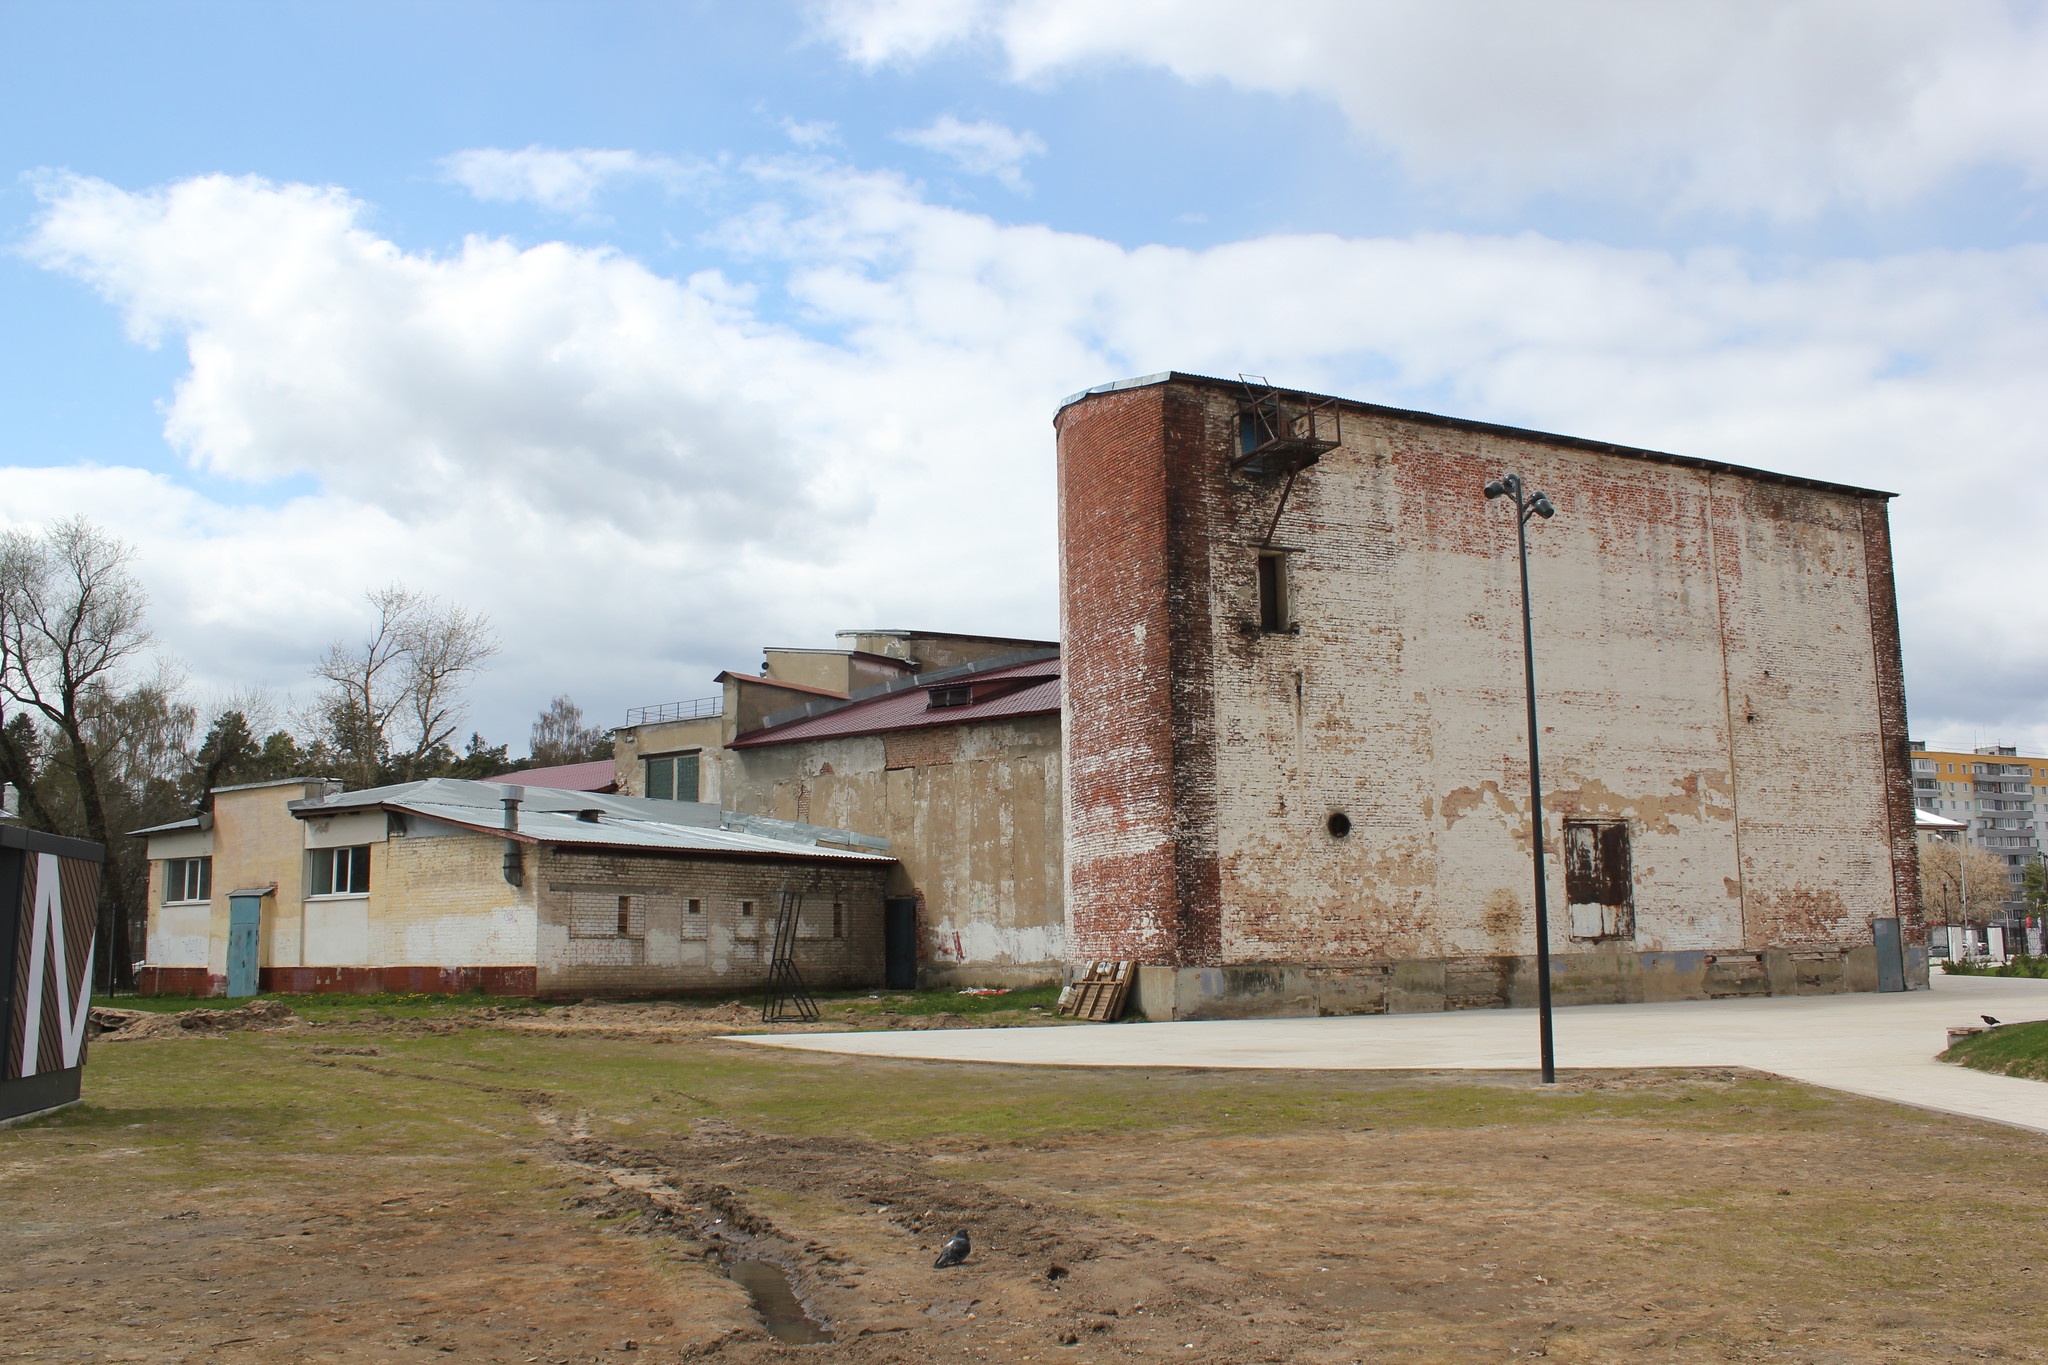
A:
[
  {"xmin": 918, "ymin": 962, "xmax": 1064, "ymax": 991},
  {"xmin": 1133, "ymin": 947, "xmax": 1932, "ymax": 1022}
]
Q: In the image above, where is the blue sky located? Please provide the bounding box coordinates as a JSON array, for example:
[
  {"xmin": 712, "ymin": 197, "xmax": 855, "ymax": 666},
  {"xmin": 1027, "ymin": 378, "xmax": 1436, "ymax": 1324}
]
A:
[{"xmin": 4, "ymin": 0, "xmax": 2047, "ymax": 753}]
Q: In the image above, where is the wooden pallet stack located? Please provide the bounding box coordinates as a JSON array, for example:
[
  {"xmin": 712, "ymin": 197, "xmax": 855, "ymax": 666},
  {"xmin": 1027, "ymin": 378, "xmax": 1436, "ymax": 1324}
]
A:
[{"xmin": 1056, "ymin": 960, "xmax": 1135, "ymax": 1021}]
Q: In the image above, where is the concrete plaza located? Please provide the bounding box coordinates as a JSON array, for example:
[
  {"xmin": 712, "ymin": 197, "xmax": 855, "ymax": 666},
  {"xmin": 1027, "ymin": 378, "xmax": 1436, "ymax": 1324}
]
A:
[{"xmin": 737, "ymin": 973, "xmax": 2048, "ymax": 1135}]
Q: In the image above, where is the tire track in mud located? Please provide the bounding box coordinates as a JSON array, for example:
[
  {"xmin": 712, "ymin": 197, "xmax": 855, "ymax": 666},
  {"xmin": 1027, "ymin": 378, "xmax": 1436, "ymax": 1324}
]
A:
[
  {"xmin": 291, "ymin": 1049, "xmax": 1360, "ymax": 1361},
  {"xmin": 552, "ymin": 1119, "xmax": 1358, "ymax": 1362}
]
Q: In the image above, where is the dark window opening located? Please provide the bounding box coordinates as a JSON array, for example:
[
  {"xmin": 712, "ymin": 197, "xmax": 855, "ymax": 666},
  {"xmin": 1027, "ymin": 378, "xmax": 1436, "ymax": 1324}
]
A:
[
  {"xmin": 616, "ymin": 895, "xmax": 632, "ymax": 936},
  {"xmin": 1563, "ymin": 820, "xmax": 1634, "ymax": 941},
  {"xmin": 1257, "ymin": 553, "xmax": 1287, "ymax": 632},
  {"xmin": 164, "ymin": 856, "xmax": 212, "ymax": 903},
  {"xmin": 740, "ymin": 900, "xmax": 755, "ymax": 917},
  {"xmin": 687, "ymin": 898, "xmax": 702, "ymax": 915},
  {"xmin": 928, "ymin": 684, "xmax": 973, "ymax": 708},
  {"xmin": 312, "ymin": 845, "xmax": 371, "ymax": 897},
  {"xmin": 832, "ymin": 902, "xmax": 844, "ymax": 938},
  {"xmin": 1240, "ymin": 403, "xmax": 1279, "ymax": 456},
  {"xmin": 1326, "ymin": 812, "xmax": 1352, "ymax": 838}
]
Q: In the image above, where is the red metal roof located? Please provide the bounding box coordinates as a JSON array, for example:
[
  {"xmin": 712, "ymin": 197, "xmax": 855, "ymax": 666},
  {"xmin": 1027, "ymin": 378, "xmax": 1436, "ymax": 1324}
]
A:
[
  {"xmin": 480, "ymin": 760, "xmax": 618, "ymax": 792},
  {"xmin": 730, "ymin": 656, "xmax": 1060, "ymax": 748}
]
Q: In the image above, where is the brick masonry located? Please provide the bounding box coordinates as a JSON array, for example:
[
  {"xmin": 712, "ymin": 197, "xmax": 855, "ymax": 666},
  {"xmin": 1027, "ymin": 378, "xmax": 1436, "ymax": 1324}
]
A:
[
  {"xmin": 532, "ymin": 848, "xmax": 888, "ymax": 998},
  {"xmin": 1056, "ymin": 375, "xmax": 1924, "ymax": 1019},
  {"xmin": 724, "ymin": 717, "xmax": 1066, "ymax": 988}
]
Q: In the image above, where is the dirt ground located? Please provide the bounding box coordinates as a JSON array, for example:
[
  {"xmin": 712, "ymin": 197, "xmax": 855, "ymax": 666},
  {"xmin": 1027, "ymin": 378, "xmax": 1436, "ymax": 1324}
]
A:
[{"xmin": 7, "ymin": 1002, "xmax": 2048, "ymax": 1364}]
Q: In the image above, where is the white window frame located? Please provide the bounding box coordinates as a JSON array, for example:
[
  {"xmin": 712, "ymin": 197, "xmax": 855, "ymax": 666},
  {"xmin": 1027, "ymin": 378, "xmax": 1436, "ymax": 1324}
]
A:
[
  {"xmin": 309, "ymin": 845, "xmax": 372, "ymax": 898},
  {"xmin": 162, "ymin": 856, "xmax": 212, "ymax": 905}
]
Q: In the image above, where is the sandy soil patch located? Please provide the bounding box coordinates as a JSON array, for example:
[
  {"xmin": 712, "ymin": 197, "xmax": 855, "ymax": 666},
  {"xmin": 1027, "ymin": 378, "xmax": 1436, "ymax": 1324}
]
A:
[{"xmin": 9, "ymin": 1023, "xmax": 2046, "ymax": 1364}]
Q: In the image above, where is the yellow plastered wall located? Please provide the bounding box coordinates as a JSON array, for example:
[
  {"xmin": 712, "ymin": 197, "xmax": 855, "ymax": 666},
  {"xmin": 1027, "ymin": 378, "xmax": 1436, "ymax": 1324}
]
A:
[
  {"xmin": 206, "ymin": 781, "xmax": 334, "ymax": 974},
  {"xmin": 141, "ymin": 825, "xmax": 214, "ymax": 967},
  {"xmin": 370, "ymin": 829, "xmax": 537, "ymax": 966},
  {"xmin": 613, "ymin": 714, "xmax": 726, "ymax": 801}
]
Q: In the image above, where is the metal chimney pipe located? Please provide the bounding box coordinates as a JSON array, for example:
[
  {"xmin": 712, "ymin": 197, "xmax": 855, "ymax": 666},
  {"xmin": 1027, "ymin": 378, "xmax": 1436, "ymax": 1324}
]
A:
[{"xmin": 502, "ymin": 788, "xmax": 524, "ymax": 887}]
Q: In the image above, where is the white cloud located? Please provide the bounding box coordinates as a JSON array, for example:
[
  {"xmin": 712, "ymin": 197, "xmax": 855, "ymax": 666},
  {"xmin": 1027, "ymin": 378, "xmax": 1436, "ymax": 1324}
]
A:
[
  {"xmin": 820, "ymin": 0, "xmax": 2048, "ymax": 218},
  {"xmin": 896, "ymin": 114, "xmax": 1045, "ymax": 191},
  {"xmin": 439, "ymin": 145, "xmax": 699, "ymax": 213},
  {"xmin": 15, "ymin": 159, "xmax": 2048, "ymax": 749},
  {"xmin": 815, "ymin": 0, "xmax": 996, "ymax": 66},
  {"xmin": 781, "ymin": 117, "xmax": 841, "ymax": 149}
]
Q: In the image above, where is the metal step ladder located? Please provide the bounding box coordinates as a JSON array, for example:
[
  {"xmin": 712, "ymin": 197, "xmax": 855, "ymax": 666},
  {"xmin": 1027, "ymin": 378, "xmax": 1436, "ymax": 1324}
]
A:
[{"xmin": 761, "ymin": 885, "xmax": 820, "ymax": 1023}]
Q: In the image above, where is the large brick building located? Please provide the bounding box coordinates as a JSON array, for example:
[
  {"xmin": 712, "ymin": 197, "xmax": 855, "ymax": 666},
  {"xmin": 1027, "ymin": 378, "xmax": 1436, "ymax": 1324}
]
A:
[{"xmin": 1056, "ymin": 372, "xmax": 1922, "ymax": 1019}]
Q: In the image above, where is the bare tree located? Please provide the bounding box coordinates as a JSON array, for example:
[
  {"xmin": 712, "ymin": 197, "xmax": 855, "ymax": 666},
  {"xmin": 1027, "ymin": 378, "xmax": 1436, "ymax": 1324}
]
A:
[
  {"xmin": 1918, "ymin": 840, "xmax": 2011, "ymax": 925},
  {"xmin": 0, "ymin": 517, "xmax": 157, "ymax": 988},
  {"xmin": 529, "ymin": 695, "xmax": 611, "ymax": 766},
  {"xmin": 312, "ymin": 585, "xmax": 497, "ymax": 785},
  {"xmin": 399, "ymin": 597, "xmax": 497, "ymax": 766}
]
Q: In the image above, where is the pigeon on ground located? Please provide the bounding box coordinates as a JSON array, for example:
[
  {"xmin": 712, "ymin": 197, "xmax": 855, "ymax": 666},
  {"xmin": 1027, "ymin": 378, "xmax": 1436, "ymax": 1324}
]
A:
[
  {"xmin": 1983, "ymin": 1015, "xmax": 2003, "ymax": 1026},
  {"xmin": 934, "ymin": 1229, "xmax": 971, "ymax": 1268}
]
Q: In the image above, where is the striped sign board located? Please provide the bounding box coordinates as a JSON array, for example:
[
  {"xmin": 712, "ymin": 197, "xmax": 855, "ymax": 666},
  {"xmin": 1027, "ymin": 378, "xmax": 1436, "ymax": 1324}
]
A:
[{"xmin": 0, "ymin": 826, "xmax": 105, "ymax": 1126}]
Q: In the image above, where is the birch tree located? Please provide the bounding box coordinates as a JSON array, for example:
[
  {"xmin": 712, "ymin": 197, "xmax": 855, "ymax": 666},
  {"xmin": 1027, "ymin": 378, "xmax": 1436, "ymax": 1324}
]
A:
[
  {"xmin": 0, "ymin": 517, "xmax": 158, "ymax": 988},
  {"xmin": 312, "ymin": 585, "xmax": 497, "ymax": 785}
]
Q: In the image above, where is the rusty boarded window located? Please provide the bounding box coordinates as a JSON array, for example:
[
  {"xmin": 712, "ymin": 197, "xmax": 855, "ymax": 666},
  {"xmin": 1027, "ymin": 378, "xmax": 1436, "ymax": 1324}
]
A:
[{"xmin": 1563, "ymin": 820, "xmax": 1634, "ymax": 941}]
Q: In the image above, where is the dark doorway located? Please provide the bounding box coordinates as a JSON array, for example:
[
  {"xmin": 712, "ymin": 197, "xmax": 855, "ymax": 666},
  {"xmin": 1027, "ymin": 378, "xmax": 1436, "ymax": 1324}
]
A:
[
  {"xmin": 883, "ymin": 896, "xmax": 918, "ymax": 990},
  {"xmin": 1872, "ymin": 916, "xmax": 1906, "ymax": 992},
  {"xmin": 1563, "ymin": 819, "xmax": 1635, "ymax": 941}
]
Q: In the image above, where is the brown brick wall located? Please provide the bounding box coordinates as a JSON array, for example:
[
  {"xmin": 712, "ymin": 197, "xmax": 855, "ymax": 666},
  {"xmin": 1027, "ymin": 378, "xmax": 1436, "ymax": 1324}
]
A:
[
  {"xmin": 1056, "ymin": 385, "xmax": 1191, "ymax": 963},
  {"xmin": 882, "ymin": 728, "xmax": 958, "ymax": 769},
  {"xmin": 1859, "ymin": 497, "xmax": 1924, "ymax": 945}
]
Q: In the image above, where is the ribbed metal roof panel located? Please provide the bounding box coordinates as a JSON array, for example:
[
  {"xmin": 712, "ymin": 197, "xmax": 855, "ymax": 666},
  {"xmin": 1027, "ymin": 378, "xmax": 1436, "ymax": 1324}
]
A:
[{"xmin": 730, "ymin": 657, "xmax": 1061, "ymax": 748}]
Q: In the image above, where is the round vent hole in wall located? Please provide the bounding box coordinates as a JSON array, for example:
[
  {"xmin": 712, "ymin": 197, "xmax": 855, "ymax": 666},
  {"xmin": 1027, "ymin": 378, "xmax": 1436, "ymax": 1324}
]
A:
[{"xmin": 1327, "ymin": 812, "xmax": 1352, "ymax": 838}]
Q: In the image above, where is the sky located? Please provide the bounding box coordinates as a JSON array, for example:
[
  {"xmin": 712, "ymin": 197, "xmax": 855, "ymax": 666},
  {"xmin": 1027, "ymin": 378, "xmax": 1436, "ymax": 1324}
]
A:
[{"xmin": 3, "ymin": 0, "xmax": 2046, "ymax": 756}]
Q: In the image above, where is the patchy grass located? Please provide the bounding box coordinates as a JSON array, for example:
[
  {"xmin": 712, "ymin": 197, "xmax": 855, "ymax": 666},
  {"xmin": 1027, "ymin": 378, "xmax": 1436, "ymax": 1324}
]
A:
[
  {"xmin": 1943, "ymin": 1017, "xmax": 2048, "ymax": 1081},
  {"xmin": 99, "ymin": 983, "xmax": 1067, "ymax": 1027},
  {"xmin": 1941, "ymin": 954, "xmax": 2048, "ymax": 979},
  {"xmin": 96, "ymin": 990, "xmax": 551, "ymax": 1018},
  {"xmin": 822, "ymin": 982, "xmax": 1063, "ymax": 1017},
  {"xmin": 11, "ymin": 1024, "xmax": 2048, "ymax": 1364}
]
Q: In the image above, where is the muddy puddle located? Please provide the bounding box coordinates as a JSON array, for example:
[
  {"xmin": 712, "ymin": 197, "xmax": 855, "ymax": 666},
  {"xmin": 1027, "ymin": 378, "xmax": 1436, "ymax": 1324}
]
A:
[{"xmin": 726, "ymin": 1259, "xmax": 832, "ymax": 1344}]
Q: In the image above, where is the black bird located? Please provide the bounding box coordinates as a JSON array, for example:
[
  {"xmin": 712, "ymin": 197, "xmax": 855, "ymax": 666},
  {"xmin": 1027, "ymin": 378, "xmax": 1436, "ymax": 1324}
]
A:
[
  {"xmin": 934, "ymin": 1229, "xmax": 971, "ymax": 1268},
  {"xmin": 1983, "ymin": 1015, "xmax": 2003, "ymax": 1027}
]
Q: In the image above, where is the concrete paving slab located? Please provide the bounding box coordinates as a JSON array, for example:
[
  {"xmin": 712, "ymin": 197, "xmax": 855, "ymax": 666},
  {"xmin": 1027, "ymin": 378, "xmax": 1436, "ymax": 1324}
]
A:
[{"xmin": 732, "ymin": 974, "xmax": 2048, "ymax": 1135}]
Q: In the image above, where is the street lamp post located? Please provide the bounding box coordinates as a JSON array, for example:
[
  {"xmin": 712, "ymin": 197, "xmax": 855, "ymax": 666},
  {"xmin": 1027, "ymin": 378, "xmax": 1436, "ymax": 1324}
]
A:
[{"xmin": 1484, "ymin": 473, "xmax": 1558, "ymax": 1084}]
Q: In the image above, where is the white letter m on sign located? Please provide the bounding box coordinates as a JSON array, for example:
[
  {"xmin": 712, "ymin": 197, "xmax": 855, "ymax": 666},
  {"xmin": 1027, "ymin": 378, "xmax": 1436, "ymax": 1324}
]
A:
[{"xmin": 19, "ymin": 853, "xmax": 94, "ymax": 1075}]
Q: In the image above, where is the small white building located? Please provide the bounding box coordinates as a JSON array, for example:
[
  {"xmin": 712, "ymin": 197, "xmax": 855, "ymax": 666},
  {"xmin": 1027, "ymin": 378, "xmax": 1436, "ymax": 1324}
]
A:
[{"xmin": 134, "ymin": 777, "xmax": 894, "ymax": 998}]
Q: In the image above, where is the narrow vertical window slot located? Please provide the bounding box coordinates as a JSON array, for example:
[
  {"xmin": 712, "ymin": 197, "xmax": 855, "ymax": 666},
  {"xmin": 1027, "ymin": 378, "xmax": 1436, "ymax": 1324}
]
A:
[{"xmin": 1257, "ymin": 552, "xmax": 1288, "ymax": 632}]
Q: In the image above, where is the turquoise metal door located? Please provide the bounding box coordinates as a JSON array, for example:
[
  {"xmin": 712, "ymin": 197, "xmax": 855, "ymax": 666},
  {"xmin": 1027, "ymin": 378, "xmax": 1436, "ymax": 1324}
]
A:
[{"xmin": 226, "ymin": 895, "xmax": 262, "ymax": 997}]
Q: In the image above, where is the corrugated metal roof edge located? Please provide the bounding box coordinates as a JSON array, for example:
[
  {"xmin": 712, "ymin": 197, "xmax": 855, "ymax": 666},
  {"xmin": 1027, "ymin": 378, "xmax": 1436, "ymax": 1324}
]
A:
[
  {"xmin": 730, "ymin": 682, "xmax": 1061, "ymax": 750},
  {"xmin": 1057, "ymin": 371, "xmax": 1898, "ymax": 502},
  {"xmin": 394, "ymin": 805, "xmax": 895, "ymax": 864},
  {"xmin": 748, "ymin": 646, "xmax": 1060, "ymax": 734}
]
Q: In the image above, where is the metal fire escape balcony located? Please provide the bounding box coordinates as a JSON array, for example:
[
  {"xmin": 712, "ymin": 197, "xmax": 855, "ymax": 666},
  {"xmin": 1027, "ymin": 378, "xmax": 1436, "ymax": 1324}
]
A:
[{"xmin": 1233, "ymin": 376, "xmax": 1342, "ymax": 479}]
